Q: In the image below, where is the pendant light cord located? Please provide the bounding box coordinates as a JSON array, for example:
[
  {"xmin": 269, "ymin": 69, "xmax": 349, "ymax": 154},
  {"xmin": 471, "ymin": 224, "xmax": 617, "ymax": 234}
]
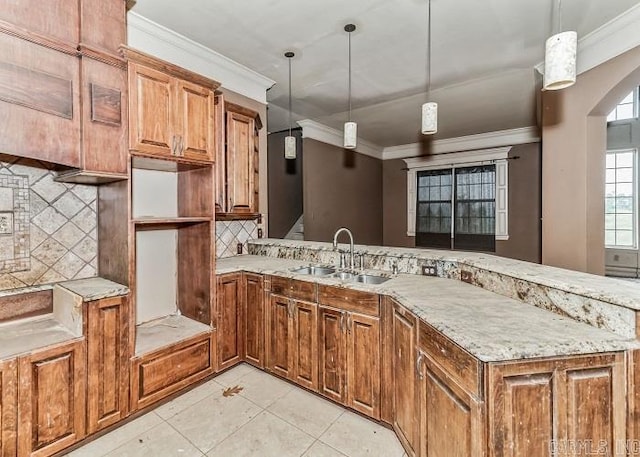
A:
[
  {"xmin": 427, "ymin": 0, "xmax": 432, "ymax": 95},
  {"xmin": 288, "ymin": 56, "xmax": 292, "ymax": 137},
  {"xmin": 348, "ymin": 29, "xmax": 352, "ymax": 122}
]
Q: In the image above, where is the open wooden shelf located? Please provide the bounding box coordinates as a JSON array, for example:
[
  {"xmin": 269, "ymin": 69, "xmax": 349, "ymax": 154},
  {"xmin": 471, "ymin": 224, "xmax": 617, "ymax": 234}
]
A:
[
  {"xmin": 133, "ymin": 216, "xmax": 211, "ymax": 229},
  {"xmin": 134, "ymin": 314, "xmax": 211, "ymax": 357}
]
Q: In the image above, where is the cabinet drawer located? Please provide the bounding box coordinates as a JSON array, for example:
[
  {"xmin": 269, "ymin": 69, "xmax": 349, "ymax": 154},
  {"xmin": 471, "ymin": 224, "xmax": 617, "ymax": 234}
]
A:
[
  {"xmin": 418, "ymin": 320, "xmax": 482, "ymax": 398},
  {"xmin": 318, "ymin": 285, "xmax": 379, "ymax": 317},
  {"xmin": 270, "ymin": 276, "xmax": 316, "ymax": 302},
  {"xmin": 132, "ymin": 334, "xmax": 213, "ymax": 410}
]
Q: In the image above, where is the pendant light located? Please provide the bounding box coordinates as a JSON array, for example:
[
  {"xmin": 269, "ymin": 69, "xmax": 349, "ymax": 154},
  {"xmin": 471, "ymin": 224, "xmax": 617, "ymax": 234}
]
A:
[
  {"xmin": 284, "ymin": 51, "xmax": 296, "ymax": 159},
  {"xmin": 543, "ymin": 0, "xmax": 577, "ymax": 91},
  {"xmin": 344, "ymin": 24, "xmax": 357, "ymax": 149},
  {"xmin": 421, "ymin": 0, "xmax": 437, "ymax": 135}
]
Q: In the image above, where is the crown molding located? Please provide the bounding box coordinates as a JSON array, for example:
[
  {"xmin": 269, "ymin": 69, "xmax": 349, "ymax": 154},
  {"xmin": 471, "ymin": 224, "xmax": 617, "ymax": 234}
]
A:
[
  {"xmin": 382, "ymin": 126, "xmax": 540, "ymax": 160},
  {"xmin": 127, "ymin": 12, "xmax": 275, "ymax": 104},
  {"xmin": 535, "ymin": 4, "xmax": 640, "ymax": 76},
  {"xmin": 297, "ymin": 120, "xmax": 384, "ymax": 160}
]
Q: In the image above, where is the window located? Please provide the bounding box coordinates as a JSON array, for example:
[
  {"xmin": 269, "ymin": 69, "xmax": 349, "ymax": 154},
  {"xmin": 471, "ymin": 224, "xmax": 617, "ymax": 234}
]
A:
[
  {"xmin": 607, "ymin": 88, "xmax": 638, "ymax": 122},
  {"xmin": 415, "ymin": 165, "xmax": 496, "ymax": 252},
  {"xmin": 605, "ymin": 149, "xmax": 637, "ymax": 248}
]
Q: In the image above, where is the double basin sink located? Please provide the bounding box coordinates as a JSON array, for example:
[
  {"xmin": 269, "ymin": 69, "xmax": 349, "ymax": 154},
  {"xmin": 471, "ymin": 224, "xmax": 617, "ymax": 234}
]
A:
[{"xmin": 289, "ymin": 266, "xmax": 390, "ymax": 285}]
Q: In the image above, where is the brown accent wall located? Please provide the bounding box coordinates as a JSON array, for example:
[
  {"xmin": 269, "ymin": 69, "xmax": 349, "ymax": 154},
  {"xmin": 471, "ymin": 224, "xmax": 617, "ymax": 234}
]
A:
[
  {"xmin": 382, "ymin": 144, "xmax": 541, "ymax": 263},
  {"xmin": 495, "ymin": 143, "xmax": 541, "ymax": 263},
  {"xmin": 542, "ymin": 45, "xmax": 640, "ymax": 274},
  {"xmin": 302, "ymin": 139, "xmax": 383, "ymax": 245},
  {"xmin": 382, "ymin": 159, "xmax": 415, "ymax": 248},
  {"xmin": 267, "ymin": 129, "xmax": 303, "ymax": 238}
]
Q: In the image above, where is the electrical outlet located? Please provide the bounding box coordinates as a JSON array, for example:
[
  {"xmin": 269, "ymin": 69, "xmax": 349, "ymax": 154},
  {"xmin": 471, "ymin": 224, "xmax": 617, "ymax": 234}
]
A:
[
  {"xmin": 421, "ymin": 265, "xmax": 437, "ymax": 276},
  {"xmin": 257, "ymin": 228, "xmax": 263, "ymax": 238},
  {"xmin": 237, "ymin": 243, "xmax": 243, "ymax": 254},
  {"xmin": 461, "ymin": 270, "xmax": 473, "ymax": 283}
]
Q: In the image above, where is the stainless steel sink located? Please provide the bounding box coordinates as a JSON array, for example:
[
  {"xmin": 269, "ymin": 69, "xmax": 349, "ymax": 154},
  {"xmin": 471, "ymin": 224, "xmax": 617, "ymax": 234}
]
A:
[
  {"xmin": 354, "ymin": 274, "xmax": 390, "ymax": 285},
  {"xmin": 290, "ymin": 266, "xmax": 336, "ymax": 276},
  {"xmin": 330, "ymin": 271, "xmax": 357, "ymax": 280}
]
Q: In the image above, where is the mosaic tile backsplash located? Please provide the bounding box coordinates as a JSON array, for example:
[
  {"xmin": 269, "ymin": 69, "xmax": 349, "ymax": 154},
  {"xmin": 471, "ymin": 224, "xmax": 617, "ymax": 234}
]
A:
[
  {"xmin": 216, "ymin": 220, "xmax": 259, "ymax": 258},
  {"xmin": 0, "ymin": 155, "xmax": 98, "ymax": 291}
]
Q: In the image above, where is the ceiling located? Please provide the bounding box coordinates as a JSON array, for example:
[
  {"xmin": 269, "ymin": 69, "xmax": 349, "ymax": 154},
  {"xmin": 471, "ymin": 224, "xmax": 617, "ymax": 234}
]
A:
[{"xmin": 130, "ymin": 0, "xmax": 640, "ymax": 147}]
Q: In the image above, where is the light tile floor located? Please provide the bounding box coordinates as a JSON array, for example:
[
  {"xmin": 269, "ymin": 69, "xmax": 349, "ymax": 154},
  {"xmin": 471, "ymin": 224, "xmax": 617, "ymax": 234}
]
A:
[{"xmin": 66, "ymin": 364, "xmax": 406, "ymax": 457}]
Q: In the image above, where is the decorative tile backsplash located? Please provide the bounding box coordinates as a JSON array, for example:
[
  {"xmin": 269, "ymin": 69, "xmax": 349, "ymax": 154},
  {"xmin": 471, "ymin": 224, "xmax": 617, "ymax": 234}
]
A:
[
  {"xmin": 0, "ymin": 155, "xmax": 98, "ymax": 291},
  {"xmin": 216, "ymin": 220, "xmax": 258, "ymax": 258}
]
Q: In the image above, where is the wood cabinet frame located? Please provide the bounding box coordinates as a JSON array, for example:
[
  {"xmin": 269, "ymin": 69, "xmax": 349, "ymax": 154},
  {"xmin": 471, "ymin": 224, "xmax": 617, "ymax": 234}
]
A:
[{"xmin": 0, "ymin": 359, "xmax": 17, "ymax": 457}]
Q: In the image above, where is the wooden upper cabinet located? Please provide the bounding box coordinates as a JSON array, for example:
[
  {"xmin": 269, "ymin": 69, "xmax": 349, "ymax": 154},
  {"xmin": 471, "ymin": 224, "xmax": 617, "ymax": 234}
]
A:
[
  {"xmin": 176, "ymin": 81, "xmax": 215, "ymax": 162},
  {"xmin": 124, "ymin": 48, "xmax": 219, "ymax": 164},
  {"xmin": 86, "ymin": 297, "xmax": 129, "ymax": 435},
  {"xmin": 17, "ymin": 339, "xmax": 86, "ymax": 457},
  {"xmin": 129, "ymin": 63, "xmax": 174, "ymax": 157},
  {"xmin": 216, "ymin": 273, "xmax": 244, "ymax": 372},
  {"xmin": 217, "ymin": 102, "xmax": 261, "ymax": 216},
  {"xmin": 0, "ymin": 359, "xmax": 17, "ymax": 457},
  {"xmin": 79, "ymin": 0, "xmax": 126, "ymax": 55},
  {"xmin": 226, "ymin": 108, "xmax": 256, "ymax": 213}
]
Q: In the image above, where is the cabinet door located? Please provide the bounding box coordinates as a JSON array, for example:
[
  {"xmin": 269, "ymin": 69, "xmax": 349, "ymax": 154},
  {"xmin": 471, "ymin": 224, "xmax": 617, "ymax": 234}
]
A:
[
  {"xmin": 217, "ymin": 273, "xmax": 244, "ymax": 371},
  {"xmin": 128, "ymin": 63, "xmax": 174, "ymax": 157},
  {"xmin": 87, "ymin": 297, "xmax": 129, "ymax": 434},
  {"xmin": 0, "ymin": 33, "xmax": 81, "ymax": 167},
  {"xmin": 243, "ymin": 273, "xmax": 265, "ymax": 368},
  {"xmin": 318, "ymin": 306, "xmax": 346, "ymax": 403},
  {"xmin": 392, "ymin": 304, "xmax": 419, "ymax": 456},
  {"xmin": 175, "ymin": 80, "xmax": 214, "ymax": 162},
  {"xmin": 226, "ymin": 109, "xmax": 256, "ymax": 213},
  {"xmin": 487, "ymin": 353, "xmax": 625, "ymax": 457},
  {"xmin": 419, "ymin": 354, "xmax": 484, "ymax": 457},
  {"xmin": 0, "ymin": 359, "xmax": 17, "ymax": 457},
  {"xmin": 292, "ymin": 301, "xmax": 318, "ymax": 391},
  {"xmin": 18, "ymin": 340, "xmax": 86, "ymax": 457},
  {"xmin": 346, "ymin": 313, "xmax": 380, "ymax": 419},
  {"xmin": 267, "ymin": 294, "xmax": 294, "ymax": 379},
  {"xmin": 214, "ymin": 94, "xmax": 226, "ymax": 213}
]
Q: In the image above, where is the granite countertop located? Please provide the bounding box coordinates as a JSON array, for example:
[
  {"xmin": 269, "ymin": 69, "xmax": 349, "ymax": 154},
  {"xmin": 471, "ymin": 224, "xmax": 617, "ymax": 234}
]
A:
[
  {"xmin": 216, "ymin": 255, "xmax": 640, "ymax": 363},
  {"xmin": 56, "ymin": 277, "xmax": 129, "ymax": 301},
  {"xmin": 248, "ymin": 238, "xmax": 640, "ymax": 312}
]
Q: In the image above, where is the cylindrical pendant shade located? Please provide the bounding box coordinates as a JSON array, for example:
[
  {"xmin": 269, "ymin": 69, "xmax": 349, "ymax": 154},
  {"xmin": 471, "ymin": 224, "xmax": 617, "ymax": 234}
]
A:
[
  {"xmin": 284, "ymin": 135, "xmax": 296, "ymax": 159},
  {"xmin": 421, "ymin": 102, "xmax": 438, "ymax": 135},
  {"xmin": 344, "ymin": 121, "xmax": 357, "ymax": 149},
  {"xmin": 544, "ymin": 31, "xmax": 577, "ymax": 91}
]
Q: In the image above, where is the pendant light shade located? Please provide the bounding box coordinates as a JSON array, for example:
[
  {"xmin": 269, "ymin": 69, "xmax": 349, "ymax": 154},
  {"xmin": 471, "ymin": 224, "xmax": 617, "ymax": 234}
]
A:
[
  {"xmin": 344, "ymin": 121, "xmax": 357, "ymax": 149},
  {"xmin": 421, "ymin": 102, "xmax": 438, "ymax": 135},
  {"xmin": 344, "ymin": 24, "xmax": 357, "ymax": 149},
  {"xmin": 544, "ymin": 31, "xmax": 577, "ymax": 90},
  {"xmin": 421, "ymin": 0, "xmax": 437, "ymax": 135},
  {"xmin": 284, "ymin": 51, "xmax": 296, "ymax": 159}
]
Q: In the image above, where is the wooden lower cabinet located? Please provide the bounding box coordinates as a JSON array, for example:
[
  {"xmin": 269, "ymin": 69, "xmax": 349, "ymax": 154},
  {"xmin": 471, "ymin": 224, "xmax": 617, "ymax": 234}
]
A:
[
  {"xmin": 243, "ymin": 273, "xmax": 265, "ymax": 368},
  {"xmin": 86, "ymin": 296, "xmax": 129, "ymax": 434},
  {"xmin": 216, "ymin": 273, "xmax": 244, "ymax": 371},
  {"xmin": 318, "ymin": 306, "xmax": 346, "ymax": 403},
  {"xmin": 418, "ymin": 353, "xmax": 484, "ymax": 457},
  {"xmin": 629, "ymin": 349, "xmax": 640, "ymax": 446},
  {"xmin": 487, "ymin": 353, "xmax": 626, "ymax": 457},
  {"xmin": 291, "ymin": 301, "xmax": 318, "ymax": 390},
  {"xmin": 392, "ymin": 303, "xmax": 419, "ymax": 456},
  {"xmin": 319, "ymin": 305, "xmax": 381, "ymax": 419},
  {"xmin": 0, "ymin": 359, "xmax": 17, "ymax": 457},
  {"xmin": 267, "ymin": 294, "xmax": 318, "ymax": 390},
  {"xmin": 17, "ymin": 339, "xmax": 86, "ymax": 457},
  {"xmin": 267, "ymin": 294, "xmax": 294, "ymax": 379},
  {"xmin": 130, "ymin": 333, "xmax": 213, "ymax": 411}
]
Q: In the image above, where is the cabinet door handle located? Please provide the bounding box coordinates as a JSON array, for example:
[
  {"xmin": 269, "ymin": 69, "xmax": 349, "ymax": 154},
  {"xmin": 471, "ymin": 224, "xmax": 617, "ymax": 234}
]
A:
[
  {"xmin": 178, "ymin": 135, "xmax": 184, "ymax": 156},
  {"xmin": 416, "ymin": 351, "xmax": 425, "ymax": 380},
  {"xmin": 347, "ymin": 315, "xmax": 352, "ymax": 334},
  {"xmin": 171, "ymin": 135, "xmax": 177, "ymax": 155}
]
